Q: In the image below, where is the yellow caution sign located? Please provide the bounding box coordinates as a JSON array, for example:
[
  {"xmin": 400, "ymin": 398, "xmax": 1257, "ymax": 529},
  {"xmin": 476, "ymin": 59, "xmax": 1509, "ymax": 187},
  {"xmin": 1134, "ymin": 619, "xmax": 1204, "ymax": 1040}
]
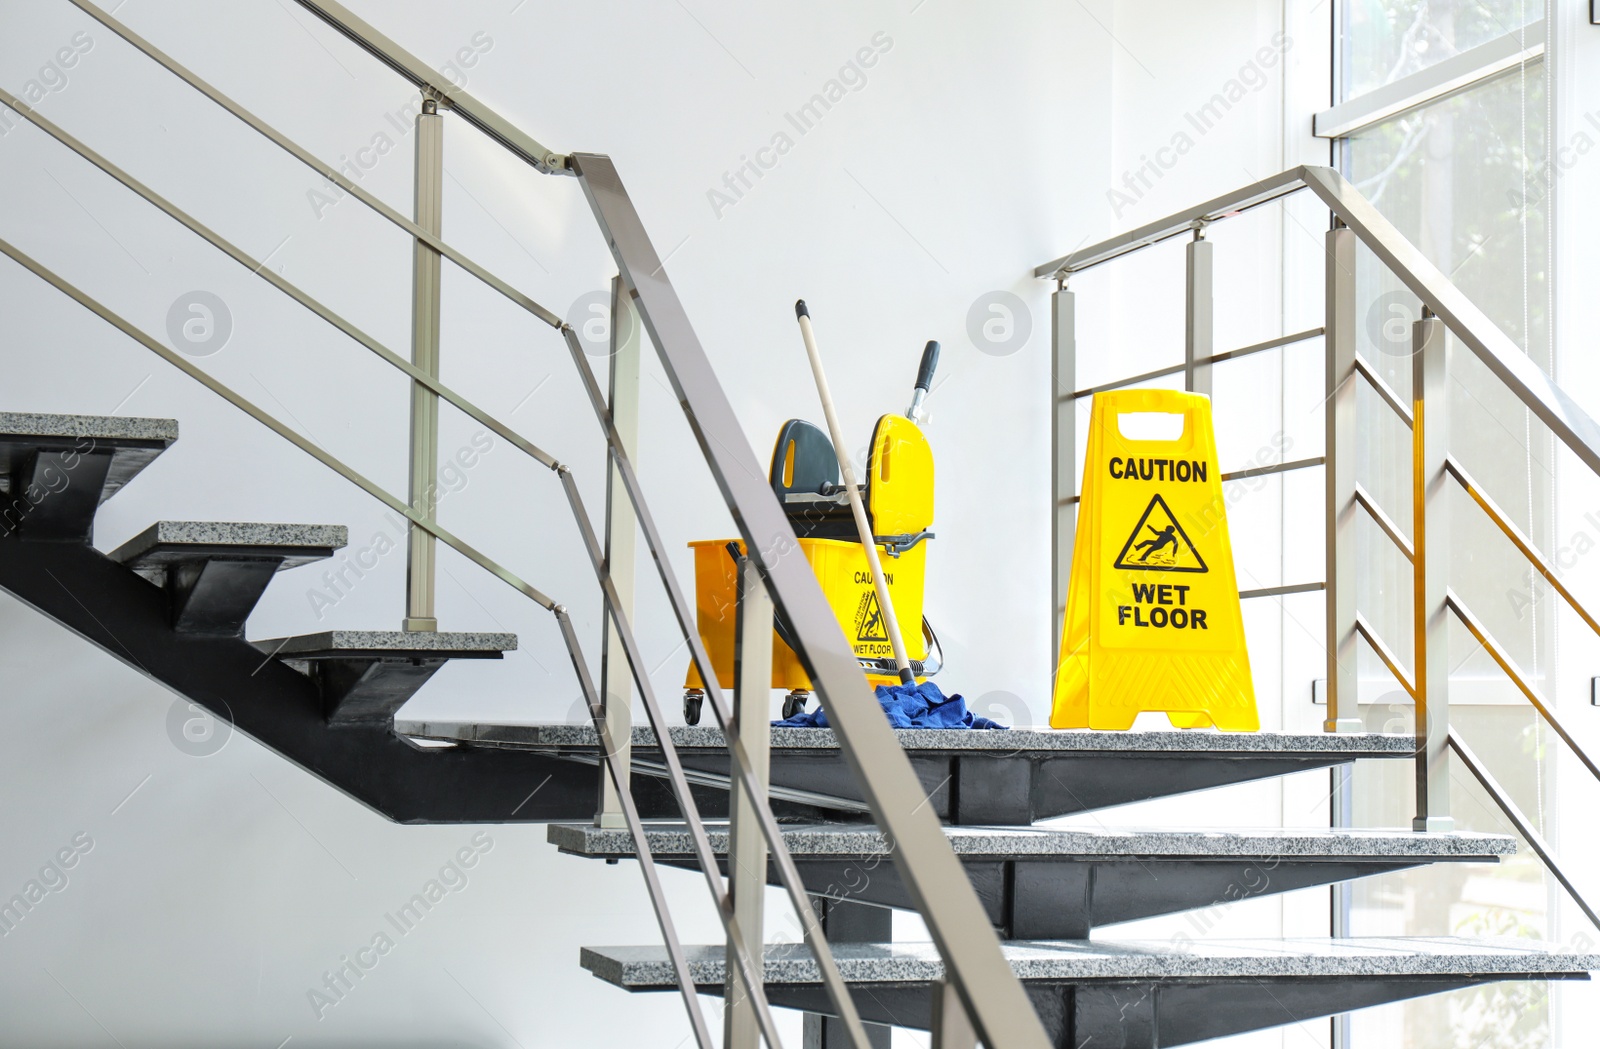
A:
[{"xmin": 1052, "ymin": 389, "xmax": 1258, "ymax": 731}]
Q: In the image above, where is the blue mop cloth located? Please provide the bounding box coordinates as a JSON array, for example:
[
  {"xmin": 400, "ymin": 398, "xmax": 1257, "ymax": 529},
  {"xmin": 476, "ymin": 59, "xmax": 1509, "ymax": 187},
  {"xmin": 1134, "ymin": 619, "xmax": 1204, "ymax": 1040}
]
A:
[{"xmin": 773, "ymin": 681, "xmax": 1008, "ymax": 730}]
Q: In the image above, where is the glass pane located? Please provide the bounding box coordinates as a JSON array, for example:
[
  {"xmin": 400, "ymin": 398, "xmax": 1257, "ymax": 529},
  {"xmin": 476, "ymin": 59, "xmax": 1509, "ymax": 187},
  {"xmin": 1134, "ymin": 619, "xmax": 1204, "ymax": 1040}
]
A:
[
  {"xmin": 1341, "ymin": 58, "xmax": 1560, "ymax": 1049},
  {"xmin": 1343, "ymin": 0, "xmax": 1541, "ymax": 99},
  {"xmin": 1346, "ymin": 63, "xmax": 1548, "ymax": 367}
]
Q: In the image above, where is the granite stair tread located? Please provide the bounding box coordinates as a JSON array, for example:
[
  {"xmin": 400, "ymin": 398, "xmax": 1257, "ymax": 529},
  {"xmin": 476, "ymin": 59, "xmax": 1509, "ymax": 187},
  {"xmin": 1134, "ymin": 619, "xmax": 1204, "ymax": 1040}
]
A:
[
  {"xmin": 399, "ymin": 720, "xmax": 1414, "ymax": 755},
  {"xmin": 111, "ymin": 521, "xmax": 350, "ymax": 636},
  {"xmin": 549, "ymin": 821, "xmax": 1516, "ymax": 859},
  {"xmin": 0, "ymin": 411, "xmax": 179, "ymax": 442},
  {"xmin": 581, "ymin": 936, "xmax": 1600, "ymax": 988},
  {"xmin": 256, "ymin": 631, "xmax": 516, "ymax": 725},
  {"xmin": 254, "ymin": 630, "xmax": 517, "ymax": 657},
  {"xmin": 112, "ymin": 521, "xmax": 348, "ymax": 573},
  {"xmin": 403, "ymin": 722, "xmax": 1416, "ymax": 824},
  {"xmin": 0, "ymin": 412, "xmax": 179, "ymax": 539}
]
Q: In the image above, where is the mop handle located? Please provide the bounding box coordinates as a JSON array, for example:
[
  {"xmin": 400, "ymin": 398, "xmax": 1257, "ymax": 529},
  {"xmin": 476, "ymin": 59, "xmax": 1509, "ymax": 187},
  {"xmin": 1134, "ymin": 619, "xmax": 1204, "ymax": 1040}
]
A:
[
  {"xmin": 794, "ymin": 301, "xmax": 916, "ymax": 685},
  {"xmin": 907, "ymin": 340, "xmax": 940, "ymax": 422}
]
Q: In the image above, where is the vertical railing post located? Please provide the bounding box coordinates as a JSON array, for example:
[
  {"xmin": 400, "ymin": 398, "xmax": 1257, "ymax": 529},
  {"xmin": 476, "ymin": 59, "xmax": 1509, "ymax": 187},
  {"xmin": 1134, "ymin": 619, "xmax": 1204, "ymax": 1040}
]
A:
[
  {"xmin": 1185, "ymin": 224, "xmax": 1213, "ymax": 397},
  {"xmin": 404, "ymin": 94, "xmax": 444, "ymax": 632},
  {"xmin": 1412, "ymin": 307, "xmax": 1453, "ymax": 831},
  {"xmin": 1052, "ymin": 279, "xmax": 1076, "ymax": 662},
  {"xmin": 1329, "ymin": 762, "xmax": 1354, "ymax": 1049},
  {"xmin": 1324, "ymin": 222, "xmax": 1362, "ymax": 732},
  {"xmin": 596, "ymin": 275, "xmax": 640, "ymax": 827},
  {"xmin": 804, "ymin": 900, "xmax": 893, "ymax": 1048},
  {"xmin": 930, "ymin": 978, "xmax": 978, "ymax": 1049},
  {"xmin": 724, "ymin": 556, "xmax": 772, "ymax": 1049}
]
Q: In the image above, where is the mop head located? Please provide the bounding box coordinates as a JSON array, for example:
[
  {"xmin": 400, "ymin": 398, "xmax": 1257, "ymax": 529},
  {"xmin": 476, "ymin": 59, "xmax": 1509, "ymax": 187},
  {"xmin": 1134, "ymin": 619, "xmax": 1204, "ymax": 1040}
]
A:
[{"xmin": 773, "ymin": 681, "xmax": 1007, "ymax": 730}]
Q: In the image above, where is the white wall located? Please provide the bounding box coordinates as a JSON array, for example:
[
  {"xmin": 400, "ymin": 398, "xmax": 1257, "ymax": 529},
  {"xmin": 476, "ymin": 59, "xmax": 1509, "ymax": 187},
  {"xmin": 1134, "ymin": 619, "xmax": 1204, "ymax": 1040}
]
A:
[{"xmin": 0, "ymin": 1, "xmax": 1339, "ymax": 1046}]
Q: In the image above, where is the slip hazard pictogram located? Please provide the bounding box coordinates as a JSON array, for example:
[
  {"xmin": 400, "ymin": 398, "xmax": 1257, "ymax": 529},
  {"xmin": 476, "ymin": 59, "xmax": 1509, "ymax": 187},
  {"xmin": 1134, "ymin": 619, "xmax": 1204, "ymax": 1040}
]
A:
[
  {"xmin": 1112, "ymin": 494, "xmax": 1208, "ymax": 573},
  {"xmin": 854, "ymin": 590, "xmax": 888, "ymax": 642}
]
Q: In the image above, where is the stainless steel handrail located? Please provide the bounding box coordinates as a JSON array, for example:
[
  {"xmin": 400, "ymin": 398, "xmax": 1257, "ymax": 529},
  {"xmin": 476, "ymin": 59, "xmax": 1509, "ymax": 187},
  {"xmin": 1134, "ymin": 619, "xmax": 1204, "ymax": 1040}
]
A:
[
  {"xmin": 295, "ymin": 0, "xmax": 569, "ymax": 175},
  {"xmin": 0, "ymin": 86, "xmax": 562, "ymax": 470},
  {"xmin": 1041, "ymin": 166, "xmax": 1600, "ymax": 928},
  {"xmin": 65, "ymin": 0, "xmax": 564, "ymax": 329},
  {"xmin": 0, "ymin": 52, "xmax": 827, "ymax": 1049},
  {"xmin": 0, "ymin": 233, "xmax": 768, "ymax": 1042},
  {"xmin": 16, "ymin": 5, "xmax": 1056, "ymax": 1045},
  {"xmin": 1048, "ymin": 165, "xmax": 1600, "ymax": 479},
  {"xmin": 573, "ymin": 153, "xmax": 1051, "ymax": 1047}
]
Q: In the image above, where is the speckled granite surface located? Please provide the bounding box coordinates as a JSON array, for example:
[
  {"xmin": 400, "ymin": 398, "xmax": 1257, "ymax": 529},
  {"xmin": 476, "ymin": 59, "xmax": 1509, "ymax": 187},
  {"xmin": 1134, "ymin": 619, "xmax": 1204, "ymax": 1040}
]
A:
[
  {"xmin": 396, "ymin": 720, "xmax": 1415, "ymax": 754},
  {"xmin": 112, "ymin": 521, "xmax": 348, "ymax": 564},
  {"xmin": 0, "ymin": 412, "xmax": 178, "ymax": 442},
  {"xmin": 254, "ymin": 630, "xmax": 517, "ymax": 656},
  {"xmin": 548, "ymin": 822, "xmax": 1515, "ymax": 860},
  {"xmin": 582, "ymin": 937, "xmax": 1600, "ymax": 988}
]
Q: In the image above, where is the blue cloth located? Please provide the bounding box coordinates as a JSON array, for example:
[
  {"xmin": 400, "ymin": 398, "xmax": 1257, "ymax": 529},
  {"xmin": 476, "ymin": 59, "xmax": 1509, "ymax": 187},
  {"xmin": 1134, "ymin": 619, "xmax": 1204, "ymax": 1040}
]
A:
[{"xmin": 773, "ymin": 681, "xmax": 1007, "ymax": 730}]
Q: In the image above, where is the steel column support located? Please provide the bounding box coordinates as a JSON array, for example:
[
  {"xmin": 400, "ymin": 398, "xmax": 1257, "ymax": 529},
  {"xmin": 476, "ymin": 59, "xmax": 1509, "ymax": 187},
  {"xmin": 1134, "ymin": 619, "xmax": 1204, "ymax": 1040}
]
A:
[
  {"xmin": 597, "ymin": 275, "xmax": 640, "ymax": 828},
  {"xmin": 724, "ymin": 556, "xmax": 773, "ymax": 1049},
  {"xmin": 1185, "ymin": 230, "xmax": 1214, "ymax": 396},
  {"xmin": 1324, "ymin": 225, "xmax": 1363, "ymax": 732},
  {"xmin": 804, "ymin": 901, "xmax": 893, "ymax": 1048},
  {"xmin": 1412, "ymin": 311, "xmax": 1453, "ymax": 831},
  {"xmin": 1052, "ymin": 285, "xmax": 1076, "ymax": 660},
  {"xmin": 404, "ymin": 97, "xmax": 444, "ymax": 632}
]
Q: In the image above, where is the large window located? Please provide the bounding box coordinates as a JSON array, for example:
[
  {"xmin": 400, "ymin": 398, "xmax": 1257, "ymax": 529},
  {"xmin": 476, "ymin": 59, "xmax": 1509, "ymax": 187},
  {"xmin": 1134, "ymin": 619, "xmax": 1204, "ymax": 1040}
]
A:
[{"xmin": 1329, "ymin": 5, "xmax": 1555, "ymax": 1049}]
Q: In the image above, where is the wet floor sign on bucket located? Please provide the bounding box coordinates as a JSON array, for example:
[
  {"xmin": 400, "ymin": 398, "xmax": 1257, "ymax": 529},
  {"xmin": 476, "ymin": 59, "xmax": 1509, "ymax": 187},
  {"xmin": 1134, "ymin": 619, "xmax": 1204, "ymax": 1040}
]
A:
[{"xmin": 1052, "ymin": 389, "xmax": 1258, "ymax": 731}]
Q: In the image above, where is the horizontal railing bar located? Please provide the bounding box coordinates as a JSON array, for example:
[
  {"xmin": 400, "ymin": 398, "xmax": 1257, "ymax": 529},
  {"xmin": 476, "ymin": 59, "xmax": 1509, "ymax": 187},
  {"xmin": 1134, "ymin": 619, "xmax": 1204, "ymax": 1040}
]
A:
[
  {"xmin": 1445, "ymin": 456, "xmax": 1600, "ymax": 642},
  {"xmin": 1353, "ymin": 353, "xmax": 1414, "ymax": 426},
  {"xmin": 67, "ymin": 0, "xmax": 563, "ymax": 329},
  {"xmin": 1241, "ymin": 582, "xmax": 1325, "ymax": 599},
  {"xmin": 0, "ymin": 88, "xmax": 565, "ymax": 477},
  {"xmin": 1064, "ymin": 327, "xmax": 1324, "ymax": 401},
  {"xmin": 1222, "ymin": 456, "xmax": 1324, "ymax": 483},
  {"xmin": 293, "ymin": 0, "xmax": 568, "ymax": 176},
  {"xmin": 1068, "ymin": 361, "xmax": 1186, "ymax": 400},
  {"xmin": 1355, "ymin": 611, "xmax": 1416, "ymax": 698},
  {"xmin": 0, "ymin": 234, "xmax": 559, "ymax": 612},
  {"xmin": 1354, "ymin": 484, "xmax": 1414, "ymax": 561},
  {"xmin": 1037, "ymin": 167, "xmax": 1310, "ymax": 276},
  {"xmin": 1446, "ymin": 590, "xmax": 1600, "ymax": 787},
  {"xmin": 1314, "ymin": 21, "xmax": 1545, "ymax": 139},
  {"xmin": 1449, "ymin": 729, "xmax": 1600, "ymax": 932}
]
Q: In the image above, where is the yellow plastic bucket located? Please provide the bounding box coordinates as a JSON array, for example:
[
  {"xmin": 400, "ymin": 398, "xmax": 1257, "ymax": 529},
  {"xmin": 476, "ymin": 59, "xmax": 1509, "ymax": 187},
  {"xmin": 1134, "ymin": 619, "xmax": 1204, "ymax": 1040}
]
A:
[{"xmin": 684, "ymin": 536, "xmax": 928, "ymax": 691}]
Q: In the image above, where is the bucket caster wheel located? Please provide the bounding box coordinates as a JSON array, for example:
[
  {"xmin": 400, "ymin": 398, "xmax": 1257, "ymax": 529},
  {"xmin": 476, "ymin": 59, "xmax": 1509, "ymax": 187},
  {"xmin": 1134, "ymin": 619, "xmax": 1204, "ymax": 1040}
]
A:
[
  {"xmin": 782, "ymin": 690, "xmax": 810, "ymax": 720},
  {"xmin": 682, "ymin": 689, "xmax": 705, "ymax": 726}
]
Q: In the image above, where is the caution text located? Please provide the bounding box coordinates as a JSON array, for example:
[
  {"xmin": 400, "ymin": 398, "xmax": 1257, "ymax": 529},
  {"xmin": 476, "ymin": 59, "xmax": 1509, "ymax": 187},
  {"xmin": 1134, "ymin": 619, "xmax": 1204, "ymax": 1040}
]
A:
[{"xmin": 1108, "ymin": 457, "xmax": 1207, "ymax": 483}]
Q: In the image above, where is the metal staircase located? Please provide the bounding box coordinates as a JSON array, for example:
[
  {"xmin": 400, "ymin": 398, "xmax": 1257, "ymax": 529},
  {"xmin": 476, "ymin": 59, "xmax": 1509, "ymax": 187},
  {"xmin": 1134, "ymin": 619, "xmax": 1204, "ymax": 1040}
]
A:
[{"xmin": 3, "ymin": 2, "xmax": 1600, "ymax": 1048}]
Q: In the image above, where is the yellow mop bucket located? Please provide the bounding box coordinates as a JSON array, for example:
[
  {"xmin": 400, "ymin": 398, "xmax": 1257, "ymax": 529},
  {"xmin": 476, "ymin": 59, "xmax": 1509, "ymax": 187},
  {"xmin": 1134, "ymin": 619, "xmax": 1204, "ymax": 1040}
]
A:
[
  {"xmin": 683, "ymin": 535, "xmax": 928, "ymax": 691},
  {"xmin": 1052, "ymin": 388, "xmax": 1258, "ymax": 731},
  {"xmin": 683, "ymin": 409, "xmax": 940, "ymax": 723}
]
